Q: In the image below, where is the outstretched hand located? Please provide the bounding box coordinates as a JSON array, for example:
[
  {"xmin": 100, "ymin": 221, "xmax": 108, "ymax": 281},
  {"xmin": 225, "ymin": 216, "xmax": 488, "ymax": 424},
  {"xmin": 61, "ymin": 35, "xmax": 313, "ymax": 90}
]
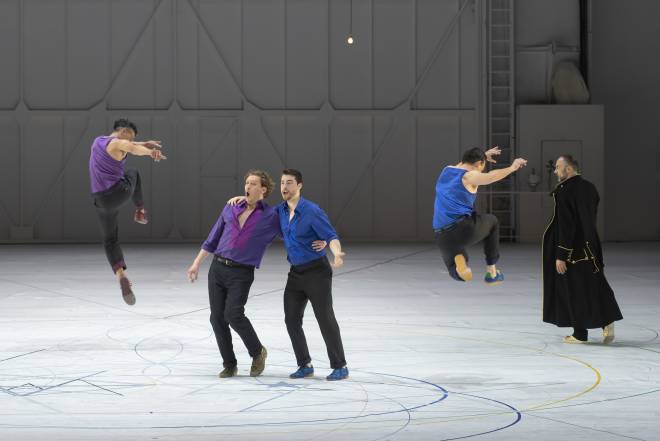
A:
[
  {"xmin": 510, "ymin": 158, "xmax": 527, "ymax": 171},
  {"xmin": 485, "ymin": 146, "xmax": 502, "ymax": 163},
  {"xmin": 150, "ymin": 148, "xmax": 167, "ymax": 162}
]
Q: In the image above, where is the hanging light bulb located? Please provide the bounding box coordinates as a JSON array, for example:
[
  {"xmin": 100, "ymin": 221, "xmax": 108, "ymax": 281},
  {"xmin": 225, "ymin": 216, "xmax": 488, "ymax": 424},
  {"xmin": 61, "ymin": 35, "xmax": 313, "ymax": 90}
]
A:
[{"xmin": 346, "ymin": 34, "xmax": 354, "ymax": 45}]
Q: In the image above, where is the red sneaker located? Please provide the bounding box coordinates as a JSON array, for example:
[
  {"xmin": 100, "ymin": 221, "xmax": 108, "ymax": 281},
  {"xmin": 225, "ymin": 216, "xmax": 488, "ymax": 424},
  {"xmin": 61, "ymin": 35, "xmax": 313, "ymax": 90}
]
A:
[{"xmin": 134, "ymin": 207, "xmax": 148, "ymax": 224}]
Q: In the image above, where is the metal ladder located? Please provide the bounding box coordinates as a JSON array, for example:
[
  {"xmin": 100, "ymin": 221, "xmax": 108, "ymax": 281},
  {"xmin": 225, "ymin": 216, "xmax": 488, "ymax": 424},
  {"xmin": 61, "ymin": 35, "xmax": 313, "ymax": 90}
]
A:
[{"xmin": 487, "ymin": 0, "xmax": 516, "ymax": 241}]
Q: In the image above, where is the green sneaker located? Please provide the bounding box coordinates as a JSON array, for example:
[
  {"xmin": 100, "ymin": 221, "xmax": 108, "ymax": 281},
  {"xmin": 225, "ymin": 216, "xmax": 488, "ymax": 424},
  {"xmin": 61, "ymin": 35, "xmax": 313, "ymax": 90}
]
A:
[
  {"xmin": 250, "ymin": 347, "xmax": 267, "ymax": 377},
  {"xmin": 218, "ymin": 366, "xmax": 238, "ymax": 378}
]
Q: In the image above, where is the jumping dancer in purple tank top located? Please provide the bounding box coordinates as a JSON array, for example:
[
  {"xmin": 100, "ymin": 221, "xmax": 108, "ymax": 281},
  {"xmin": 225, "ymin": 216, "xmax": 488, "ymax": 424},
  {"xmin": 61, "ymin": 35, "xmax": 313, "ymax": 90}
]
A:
[
  {"xmin": 89, "ymin": 119, "xmax": 167, "ymax": 305},
  {"xmin": 433, "ymin": 147, "xmax": 526, "ymax": 284}
]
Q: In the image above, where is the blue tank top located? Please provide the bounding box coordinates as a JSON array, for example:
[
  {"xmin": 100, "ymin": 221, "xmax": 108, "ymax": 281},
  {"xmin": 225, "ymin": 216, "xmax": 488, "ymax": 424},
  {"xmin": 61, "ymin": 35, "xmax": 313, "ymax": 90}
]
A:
[
  {"xmin": 433, "ymin": 167, "xmax": 477, "ymax": 230},
  {"xmin": 89, "ymin": 136, "xmax": 125, "ymax": 193}
]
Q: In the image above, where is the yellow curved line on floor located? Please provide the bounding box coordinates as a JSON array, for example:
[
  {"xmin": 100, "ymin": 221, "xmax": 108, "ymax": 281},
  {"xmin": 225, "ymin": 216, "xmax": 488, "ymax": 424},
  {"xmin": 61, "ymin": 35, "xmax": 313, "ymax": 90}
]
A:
[
  {"xmin": 372, "ymin": 326, "xmax": 603, "ymax": 413},
  {"xmin": 524, "ymin": 351, "xmax": 601, "ymax": 411}
]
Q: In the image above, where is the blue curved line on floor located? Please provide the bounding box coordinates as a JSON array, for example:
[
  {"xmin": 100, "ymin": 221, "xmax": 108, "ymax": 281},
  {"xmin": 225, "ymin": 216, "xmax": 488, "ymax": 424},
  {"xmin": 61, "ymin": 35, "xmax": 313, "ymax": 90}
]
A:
[
  {"xmin": 437, "ymin": 391, "xmax": 522, "ymax": 441},
  {"xmin": 0, "ymin": 372, "xmax": 522, "ymax": 439},
  {"xmin": 372, "ymin": 372, "xmax": 521, "ymax": 441},
  {"xmin": 145, "ymin": 371, "xmax": 450, "ymax": 428}
]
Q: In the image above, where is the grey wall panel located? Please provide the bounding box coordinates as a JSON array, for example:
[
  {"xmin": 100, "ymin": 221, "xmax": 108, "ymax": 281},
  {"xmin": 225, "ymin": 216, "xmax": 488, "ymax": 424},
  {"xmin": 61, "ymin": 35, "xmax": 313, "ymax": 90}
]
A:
[
  {"xmin": 515, "ymin": 0, "xmax": 579, "ymax": 48},
  {"xmin": 285, "ymin": 116, "xmax": 329, "ymax": 208},
  {"xmin": 414, "ymin": 0, "xmax": 459, "ymax": 109},
  {"xmin": 591, "ymin": 1, "xmax": 660, "ymax": 240},
  {"xmin": 24, "ymin": 117, "xmax": 66, "ymax": 239},
  {"xmin": 416, "ymin": 116, "xmax": 460, "ymax": 237},
  {"xmin": 243, "ymin": 0, "xmax": 285, "ymax": 108},
  {"xmin": 176, "ymin": 0, "xmax": 243, "ymax": 109},
  {"xmin": 175, "ymin": 0, "xmax": 201, "ymax": 108},
  {"xmin": 329, "ymin": 0, "xmax": 372, "ymax": 109},
  {"xmin": 108, "ymin": 0, "xmax": 173, "ymax": 109},
  {"xmin": 373, "ymin": 0, "xmax": 414, "ymax": 109},
  {"xmin": 61, "ymin": 116, "xmax": 97, "ymax": 240},
  {"xmin": 0, "ymin": 0, "xmax": 20, "ymax": 109},
  {"xmin": 24, "ymin": 0, "xmax": 68, "ymax": 109},
  {"xmin": 286, "ymin": 0, "xmax": 327, "ymax": 109},
  {"xmin": 1, "ymin": 0, "xmax": 484, "ymax": 243},
  {"xmin": 240, "ymin": 116, "xmax": 285, "ymax": 184},
  {"xmin": 194, "ymin": 0, "xmax": 243, "ymax": 109},
  {"xmin": 68, "ymin": 0, "xmax": 110, "ymax": 109},
  {"xmin": 199, "ymin": 117, "xmax": 239, "ymax": 178},
  {"xmin": 175, "ymin": 116, "xmax": 204, "ymax": 238},
  {"xmin": 374, "ymin": 115, "xmax": 416, "ymax": 239},
  {"xmin": 147, "ymin": 116, "xmax": 176, "ymax": 239},
  {"xmin": 330, "ymin": 116, "xmax": 373, "ymax": 237},
  {"xmin": 0, "ymin": 118, "xmax": 20, "ymax": 238},
  {"xmin": 459, "ymin": 5, "xmax": 478, "ymax": 108}
]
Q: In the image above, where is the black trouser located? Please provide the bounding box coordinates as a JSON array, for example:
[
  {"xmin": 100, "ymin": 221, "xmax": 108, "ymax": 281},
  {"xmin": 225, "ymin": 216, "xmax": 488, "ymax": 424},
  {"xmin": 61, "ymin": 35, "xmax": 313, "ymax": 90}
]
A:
[
  {"xmin": 284, "ymin": 256, "xmax": 346, "ymax": 369},
  {"xmin": 208, "ymin": 258, "xmax": 262, "ymax": 368},
  {"xmin": 91, "ymin": 168, "xmax": 143, "ymax": 273},
  {"xmin": 434, "ymin": 213, "xmax": 500, "ymax": 281}
]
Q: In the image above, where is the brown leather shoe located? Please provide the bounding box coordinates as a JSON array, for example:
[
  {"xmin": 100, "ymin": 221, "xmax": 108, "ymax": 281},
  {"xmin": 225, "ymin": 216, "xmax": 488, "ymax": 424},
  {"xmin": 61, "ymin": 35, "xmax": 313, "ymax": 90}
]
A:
[
  {"xmin": 219, "ymin": 366, "xmax": 238, "ymax": 378},
  {"xmin": 119, "ymin": 277, "xmax": 136, "ymax": 305},
  {"xmin": 250, "ymin": 347, "xmax": 267, "ymax": 377},
  {"xmin": 134, "ymin": 207, "xmax": 148, "ymax": 225}
]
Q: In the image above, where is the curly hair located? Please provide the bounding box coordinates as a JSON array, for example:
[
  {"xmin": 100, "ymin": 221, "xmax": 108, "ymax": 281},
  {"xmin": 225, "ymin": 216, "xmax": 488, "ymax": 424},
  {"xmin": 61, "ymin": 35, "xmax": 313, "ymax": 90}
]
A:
[{"xmin": 244, "ymin": 169, "xmax": 275, "ymax": 197}]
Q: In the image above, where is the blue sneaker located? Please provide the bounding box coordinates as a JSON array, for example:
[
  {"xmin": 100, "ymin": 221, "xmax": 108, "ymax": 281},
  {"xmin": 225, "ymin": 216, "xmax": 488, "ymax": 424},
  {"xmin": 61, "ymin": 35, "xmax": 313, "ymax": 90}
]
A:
[
  {"xmin": 484, "ymin": 270, "xmax": 504, "ymax": 285},
  {"xmin": 289, "ymin": 365, "xmax": 314, "ymax": 379},
  {"xmin": 326, "ymin": 367, "xmax": 349, "ymax": 381}
]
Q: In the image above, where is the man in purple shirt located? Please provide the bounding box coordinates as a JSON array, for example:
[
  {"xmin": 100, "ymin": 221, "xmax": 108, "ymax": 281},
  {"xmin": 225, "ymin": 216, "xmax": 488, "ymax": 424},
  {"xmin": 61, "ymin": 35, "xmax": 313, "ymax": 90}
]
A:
[
  {"xmin": 89, "ymin": 119, "xmax": 166, "ymax": 305},
  {"xmin": 186, "ymin": 170, "xmax": 324, "ymax": 378}
]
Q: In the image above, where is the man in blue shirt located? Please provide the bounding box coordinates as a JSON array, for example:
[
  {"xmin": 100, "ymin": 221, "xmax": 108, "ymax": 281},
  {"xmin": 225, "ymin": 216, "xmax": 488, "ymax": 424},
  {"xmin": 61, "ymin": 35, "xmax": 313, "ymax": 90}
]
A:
[
  {"xmin": 434, "ymin": 147, "xmax": 526, "ymax": 284},
  {"xmin": 278, "ymin": 169, "xmax": 349, "ymax": 381}
]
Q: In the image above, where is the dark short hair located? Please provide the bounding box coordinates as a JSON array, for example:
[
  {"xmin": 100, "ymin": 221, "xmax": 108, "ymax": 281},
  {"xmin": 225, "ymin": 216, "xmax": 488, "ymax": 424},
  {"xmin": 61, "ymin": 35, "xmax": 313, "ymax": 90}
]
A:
[
  {"xmin": 113, "ymin": 118, "xmax": 138, "ymax": 135},
  {"xmin": 461, "ymin": 147, "xmax": 486, "ymax": 164},
  {"xmin": 560, "ymin": 154, "xmax": 579, "ymax": 171},
  {"xmin": 282, "ymin": 168, "xmax": 303, "ymax": 184},
  {"xmin": 244, "ymin": 169, "xmax": 275, "ymax": 197}
]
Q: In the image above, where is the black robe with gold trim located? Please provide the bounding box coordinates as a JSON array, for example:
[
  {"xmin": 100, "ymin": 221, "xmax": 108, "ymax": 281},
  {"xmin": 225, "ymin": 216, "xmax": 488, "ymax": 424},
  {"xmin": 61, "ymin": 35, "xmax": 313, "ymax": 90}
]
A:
[{"xmin": 542, "ymin": 175, "xmax": 622, "ymax": 329}]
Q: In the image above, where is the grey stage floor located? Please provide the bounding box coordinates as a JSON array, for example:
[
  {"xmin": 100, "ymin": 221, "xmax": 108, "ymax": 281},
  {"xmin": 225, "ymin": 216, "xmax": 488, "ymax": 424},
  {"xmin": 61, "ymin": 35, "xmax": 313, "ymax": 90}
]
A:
[{"xmin": 0, "ymin": 242, "xmax": 659, "ymax": 441}]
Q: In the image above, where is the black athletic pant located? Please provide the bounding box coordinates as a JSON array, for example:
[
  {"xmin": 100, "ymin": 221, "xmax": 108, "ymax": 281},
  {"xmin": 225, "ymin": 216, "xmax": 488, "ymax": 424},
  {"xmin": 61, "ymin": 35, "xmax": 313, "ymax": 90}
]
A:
[
  {"xmin": 208, "ymin": 258, "xmax": 263, "ymax": 368},
  {"xmin": 91, "ymin": 168, "xmax": 143, "ymax": 273},
  {"xmin": 435, "ymin": 212, "xmax": 500, "ymax": 281},
  {"xmin": 284, "ymin": 256, "xmax": 346, "ymax": 369}
]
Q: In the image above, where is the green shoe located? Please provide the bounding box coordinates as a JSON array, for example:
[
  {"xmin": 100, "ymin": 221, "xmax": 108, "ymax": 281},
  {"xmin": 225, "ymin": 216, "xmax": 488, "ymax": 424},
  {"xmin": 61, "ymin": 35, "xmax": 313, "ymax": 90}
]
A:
[
  {"xmin": 484, "ymin": 270, "xmax": 504, "ymax": 285},
  {"xmin": 218, "ymin": 366, "xmax": 238, "ymax": 378},
  {"xmin": 250, "ymin": 347, "xmax": 267, "ymax": 377}
]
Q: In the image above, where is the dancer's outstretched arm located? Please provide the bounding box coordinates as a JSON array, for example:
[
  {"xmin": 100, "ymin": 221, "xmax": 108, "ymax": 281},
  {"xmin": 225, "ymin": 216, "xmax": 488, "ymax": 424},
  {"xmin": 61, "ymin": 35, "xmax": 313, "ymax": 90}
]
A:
[
  {"xmin": 111, "ymin": 139, "xmax": 167, "ymax": 161},
  {"xmin": 464, "ymin": 157, "xmax": 526, "ymax": 187}
]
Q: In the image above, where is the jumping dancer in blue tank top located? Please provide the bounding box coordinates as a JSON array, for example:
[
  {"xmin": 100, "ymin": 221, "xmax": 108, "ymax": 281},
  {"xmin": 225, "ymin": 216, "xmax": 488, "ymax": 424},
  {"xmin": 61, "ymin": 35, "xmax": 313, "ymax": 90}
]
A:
[
  {"xmin": 433, "ymin": 147, "xmax": 527, "ymax": 283},
  {"xmin": 89, "ymin": 119, "xmax": 167, "ymax": 305}
]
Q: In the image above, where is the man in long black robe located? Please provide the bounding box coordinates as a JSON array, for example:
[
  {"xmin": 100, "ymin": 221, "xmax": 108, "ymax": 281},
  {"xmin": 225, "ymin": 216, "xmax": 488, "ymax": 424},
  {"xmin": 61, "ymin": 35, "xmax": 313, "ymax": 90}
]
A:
[{"xmin": 542, "ymin": 155, "xmax": 622, "ymax": 343}]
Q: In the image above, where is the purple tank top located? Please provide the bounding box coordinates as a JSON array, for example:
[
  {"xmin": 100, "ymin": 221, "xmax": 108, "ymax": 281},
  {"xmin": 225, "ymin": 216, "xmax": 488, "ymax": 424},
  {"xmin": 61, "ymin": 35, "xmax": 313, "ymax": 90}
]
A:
[{"xmin": 89, "ymin": 136, "xmax": 126, "ymax": 193}]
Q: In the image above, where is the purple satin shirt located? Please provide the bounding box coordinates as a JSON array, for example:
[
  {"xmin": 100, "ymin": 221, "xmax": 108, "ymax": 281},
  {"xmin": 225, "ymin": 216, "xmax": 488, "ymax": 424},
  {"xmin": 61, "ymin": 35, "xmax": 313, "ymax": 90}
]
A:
[{"xmin": 202, "ymin": 201, "xmax": 281, "ymax": 268}]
